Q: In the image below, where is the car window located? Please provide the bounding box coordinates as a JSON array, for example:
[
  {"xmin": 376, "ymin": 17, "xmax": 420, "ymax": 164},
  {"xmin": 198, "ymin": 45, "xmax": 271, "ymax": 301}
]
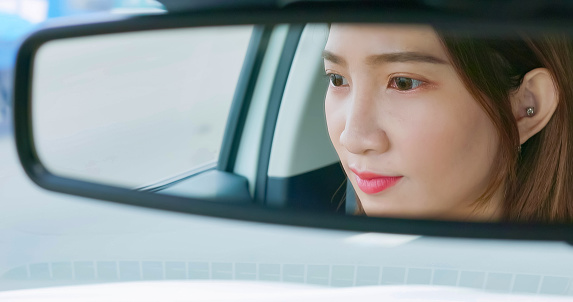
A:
[{"xmin": 32, "ymin": 26, "xmax": 253, "ymax": 188}]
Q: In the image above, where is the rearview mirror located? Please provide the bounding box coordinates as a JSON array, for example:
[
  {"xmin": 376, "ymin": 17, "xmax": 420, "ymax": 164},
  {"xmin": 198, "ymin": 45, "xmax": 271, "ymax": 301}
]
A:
[{"xmin": 13, "ymin": 7, "xmax": 573, "ymax": 242}]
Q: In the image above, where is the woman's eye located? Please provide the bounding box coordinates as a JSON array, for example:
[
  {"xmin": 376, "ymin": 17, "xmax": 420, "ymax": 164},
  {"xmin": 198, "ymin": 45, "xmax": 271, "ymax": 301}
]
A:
[
  {"xmin": 328, "ymin": 74, "xmax": 348, "ymax": 87},
  {"xmin": 390, "ymin": 77, "xmax": 424, "ymax": 91}
]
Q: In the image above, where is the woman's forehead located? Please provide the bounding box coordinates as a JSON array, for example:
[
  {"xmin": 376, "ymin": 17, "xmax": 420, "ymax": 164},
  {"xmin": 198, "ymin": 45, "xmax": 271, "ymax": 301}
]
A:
[{"xmin": 325, "ymin": 24, "xmax": 448, "ymax": 63}]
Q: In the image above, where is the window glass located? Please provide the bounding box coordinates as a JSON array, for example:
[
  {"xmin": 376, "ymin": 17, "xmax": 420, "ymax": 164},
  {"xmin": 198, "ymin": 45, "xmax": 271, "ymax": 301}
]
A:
[{"xmin": 32, "ymin": 25, "xmax": 253, "ymax": 188}]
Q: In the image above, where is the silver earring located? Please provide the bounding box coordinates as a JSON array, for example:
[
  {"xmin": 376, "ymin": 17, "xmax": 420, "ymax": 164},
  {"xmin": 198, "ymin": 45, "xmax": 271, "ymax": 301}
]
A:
[{"xmin": 526, "ymin": 107, "xmax": 535, "ymax": 117}]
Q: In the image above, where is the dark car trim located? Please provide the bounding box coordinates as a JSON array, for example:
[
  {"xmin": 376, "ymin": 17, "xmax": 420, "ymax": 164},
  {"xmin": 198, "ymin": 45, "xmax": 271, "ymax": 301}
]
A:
[
  {"xmin": 218, "ymin": 25, "xmax": 273, "ymax": 172},
  {"xmin": 266, "ymin": 162, "xmax": 347, "ymax": 213},
  {"xmin": 254, "ymin": 24, "xmax": 304, "ymax": 205}
]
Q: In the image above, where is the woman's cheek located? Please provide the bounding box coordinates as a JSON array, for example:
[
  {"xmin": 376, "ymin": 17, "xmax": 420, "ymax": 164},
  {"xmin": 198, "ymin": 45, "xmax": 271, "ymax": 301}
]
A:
[
  {"xmin": 324, "ymin": 92, "xmax": 346, "ymax": 152},
  {"xmin": 392, "ymin": 97, "xmax": 467, "ymax": 187},
  {"xmin": 394, "ymin": 90, "xmax": 497, "ymax": 209}
]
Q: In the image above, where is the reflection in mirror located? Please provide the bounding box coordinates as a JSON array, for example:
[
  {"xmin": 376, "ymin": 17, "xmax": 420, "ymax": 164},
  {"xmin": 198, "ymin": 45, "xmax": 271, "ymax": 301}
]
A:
[
  {"xmin": 30, "ymin": 23, "xmax": 573, "ymax": 223},
  {"xmin": 324, "ymin": 25, "xmax": 571, "ymax": 223}
]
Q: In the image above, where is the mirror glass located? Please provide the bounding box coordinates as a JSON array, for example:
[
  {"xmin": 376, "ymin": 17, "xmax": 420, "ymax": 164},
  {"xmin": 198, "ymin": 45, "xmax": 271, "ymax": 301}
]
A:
[{"xmin": 30, "ymin": 23, "xmax": 573, "ymax": 223}]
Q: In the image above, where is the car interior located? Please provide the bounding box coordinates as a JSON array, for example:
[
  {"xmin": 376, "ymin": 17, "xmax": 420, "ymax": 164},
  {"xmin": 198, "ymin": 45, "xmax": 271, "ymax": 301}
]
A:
[
  {"xmin": 7, "ymin": 4, "xmax": 573, "ymax": 298},
  {"xmin": 157, "ymin": 24, "xmax": 354, "ymax": 214}
]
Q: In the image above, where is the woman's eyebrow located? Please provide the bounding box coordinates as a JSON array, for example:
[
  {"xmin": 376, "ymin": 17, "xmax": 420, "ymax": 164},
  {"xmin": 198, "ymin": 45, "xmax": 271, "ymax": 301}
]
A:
[
  {"xmin": 322, "ymin": 50, "xmax": 347, "ymax": 67},
  {"xmin": 322, "ymin": 50, "xmax": 448, "ymax": 66},
  {"xmin": 366, "ymin": 52, "xmax": 448, "ymax": 65}
]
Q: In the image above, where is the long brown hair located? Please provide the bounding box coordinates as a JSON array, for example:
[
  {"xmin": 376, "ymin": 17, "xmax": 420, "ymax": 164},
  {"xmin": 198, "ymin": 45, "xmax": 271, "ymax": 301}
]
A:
[{"xmin": 439, "ymin": 33, "xmax": 573, "ymax": 223}]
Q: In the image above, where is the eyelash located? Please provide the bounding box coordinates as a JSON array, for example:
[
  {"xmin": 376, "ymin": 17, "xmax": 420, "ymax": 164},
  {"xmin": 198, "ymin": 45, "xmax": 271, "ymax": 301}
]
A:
[
  {"xmin": 325, "ymin": 72, "xmax": 426, "ymax": 91},
  {"xmin": 387, "ymin": 76, "xmax": 425, "ymax": 91}
]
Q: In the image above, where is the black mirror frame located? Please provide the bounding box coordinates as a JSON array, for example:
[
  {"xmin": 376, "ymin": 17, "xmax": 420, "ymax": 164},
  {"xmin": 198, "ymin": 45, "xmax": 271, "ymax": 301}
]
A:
[{"xmin": 13, "ymin": 3, "xmax": 573, "ymax": 243}]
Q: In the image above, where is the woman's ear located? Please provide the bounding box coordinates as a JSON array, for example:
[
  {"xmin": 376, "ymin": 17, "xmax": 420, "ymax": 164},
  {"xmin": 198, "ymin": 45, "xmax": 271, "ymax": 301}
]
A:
[{"xmin": 510, "ymin": 68, "xmax": 559, "ymax": 145}]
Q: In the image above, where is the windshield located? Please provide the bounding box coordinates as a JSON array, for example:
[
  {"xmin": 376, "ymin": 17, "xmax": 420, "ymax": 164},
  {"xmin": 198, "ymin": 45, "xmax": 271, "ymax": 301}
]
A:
[{"xmin": 2, "ymin": 1, "xmax": 573, "ymax": 301}]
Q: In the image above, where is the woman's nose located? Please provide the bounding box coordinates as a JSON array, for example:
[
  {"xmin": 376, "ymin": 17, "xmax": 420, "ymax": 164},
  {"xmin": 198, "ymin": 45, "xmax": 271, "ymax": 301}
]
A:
[{"xmin": 339, "ymin": 95, "xmax": 390, "ymax": 155}]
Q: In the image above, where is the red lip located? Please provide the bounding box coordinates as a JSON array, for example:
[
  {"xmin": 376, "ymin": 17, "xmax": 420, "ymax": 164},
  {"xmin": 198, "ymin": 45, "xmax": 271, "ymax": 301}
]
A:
[{"xmin": 351, "ymin": 168, "xmax": 402, "ymax": 194}]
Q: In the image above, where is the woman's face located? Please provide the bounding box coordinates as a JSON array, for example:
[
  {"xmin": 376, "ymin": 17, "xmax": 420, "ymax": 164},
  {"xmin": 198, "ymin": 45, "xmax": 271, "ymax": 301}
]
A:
[{"xmin": 324, "ymin": 24, "xmax": 502, "ymax": 221}]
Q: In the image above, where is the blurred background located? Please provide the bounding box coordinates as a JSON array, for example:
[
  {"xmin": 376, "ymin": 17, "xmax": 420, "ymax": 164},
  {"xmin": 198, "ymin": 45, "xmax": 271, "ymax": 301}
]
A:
[{"xmin": 0, "ymin": 0, "xmax": 165, "ymax": 137}]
